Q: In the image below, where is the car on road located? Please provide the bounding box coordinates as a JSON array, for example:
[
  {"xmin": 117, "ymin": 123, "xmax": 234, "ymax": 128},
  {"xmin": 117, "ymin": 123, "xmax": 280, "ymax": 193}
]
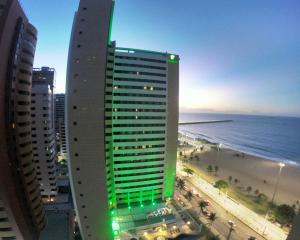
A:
[{"xmin": 202, "ymin": 209, "xmax": 210, "ymax": 216}]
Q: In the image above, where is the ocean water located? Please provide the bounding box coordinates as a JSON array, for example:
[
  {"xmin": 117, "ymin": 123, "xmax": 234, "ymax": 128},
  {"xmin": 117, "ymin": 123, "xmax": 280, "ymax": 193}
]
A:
[{"xmin": 179, "ymin": 113, "xmax": 300, "ymax": 166}]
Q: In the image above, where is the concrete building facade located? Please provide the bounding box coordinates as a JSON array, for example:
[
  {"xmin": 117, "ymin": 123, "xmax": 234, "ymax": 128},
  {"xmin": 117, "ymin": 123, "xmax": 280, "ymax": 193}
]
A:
[
  {"xmin": 31, "ymin": 67, "xmax": 57, "ymax": 200},
  {"xmin": 0, "ymin": 0, "xmax": 46, "ymax": 239},
  {"xmin": 105, "ymin": 44, "xmax": 179, "ymax": 210},
  {"xmin": 66, "ymin": 0, "xmax": 179, "ymax": 239},
  {"xmin": 66, "ymin": 0, "xmax": 114, "ymax": 239},
  {"xmin": 54, "ymin": 93, "xmax": 67, "ymax": 157}
]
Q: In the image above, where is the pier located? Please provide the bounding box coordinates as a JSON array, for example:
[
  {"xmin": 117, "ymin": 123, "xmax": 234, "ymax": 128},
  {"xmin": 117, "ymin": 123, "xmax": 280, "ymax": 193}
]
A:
[{"xmin": 179, "ymin": 120, "xmax": 233, "ymax": 125}]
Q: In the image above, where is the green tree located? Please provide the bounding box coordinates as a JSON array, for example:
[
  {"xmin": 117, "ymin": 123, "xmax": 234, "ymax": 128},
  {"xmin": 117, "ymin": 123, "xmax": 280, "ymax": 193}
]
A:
[
  {"xmin": 254, "ymin": 189, "xmax": 260, "ymax": 195},
  {"xmin": 275, "ymin": 204, "xmax": 296, "ymax": 225},
  {"xmin": 183, "ymin": 167, "xmax": 194, "ymax": 177},
  {"xmin": 209, "ymin": 212, "xmax": 217, "ymax": 226},
  {"xmin": 185, "ymin": 191, "xmax": 193, "ymax": 201},
  {"xmin": 207, "ymin": 165, "xmax": 213, "ymax": 174},
  {"xmin": 214, "ymin": 180, "xmax": 229, "ymax": 192},
  {"xmin": 214, "ymin": 165, "xmax": 219, "ymax": 175},
  {"xmin": 246, "ymin": 186, "xmax": 252, "ymax": 195},
  {"xmin": 256, "ymin": 193, "xmax": 268, "ymax": 204},
  {"xmin": 228, "ymin": 176, "xmax": 233, "ymax": 183},
  {"xmin": 198, "ymin": 200, "xmax": 208, "ymax": 211},
  {"xmin": 176, "ymin": 178, "xmax": 185, "ymax": 191}
]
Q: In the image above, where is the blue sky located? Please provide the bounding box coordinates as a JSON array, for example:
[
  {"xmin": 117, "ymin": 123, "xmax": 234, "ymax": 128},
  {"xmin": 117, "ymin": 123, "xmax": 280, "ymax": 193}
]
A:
[{"xmin": 20, "ymin": 0, "xmax": 300, "ymax": 116}]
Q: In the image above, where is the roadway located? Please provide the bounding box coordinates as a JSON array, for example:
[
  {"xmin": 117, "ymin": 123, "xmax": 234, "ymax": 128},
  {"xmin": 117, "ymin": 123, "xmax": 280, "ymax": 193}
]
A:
[
  {"xmin": 177, "ymin": 163, "xmax": 288, "ymax": 240},
  {"xmin": 175, "ymin": 181, "xmax": 263, "ymax": 240}
]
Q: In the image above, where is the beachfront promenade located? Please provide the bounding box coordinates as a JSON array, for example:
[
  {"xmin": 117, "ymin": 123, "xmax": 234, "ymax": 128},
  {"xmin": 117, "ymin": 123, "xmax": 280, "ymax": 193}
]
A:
[{"xmin": 177, "ymin": 162, "xmax": 288, "ymax": 240}]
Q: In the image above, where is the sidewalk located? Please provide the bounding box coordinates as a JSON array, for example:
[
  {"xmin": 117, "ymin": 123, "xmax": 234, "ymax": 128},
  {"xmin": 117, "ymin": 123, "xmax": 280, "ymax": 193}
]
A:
[{"xmin": 177, "ymin": 163, "xmax": 288, "ymax": 240}]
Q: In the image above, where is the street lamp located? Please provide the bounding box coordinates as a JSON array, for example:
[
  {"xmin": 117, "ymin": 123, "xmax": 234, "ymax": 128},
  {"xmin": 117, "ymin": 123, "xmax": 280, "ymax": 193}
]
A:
[
  {"xmin": 271, "ymin": 162, "xmax": 285, "ymax": 204},
  {"xmin": 227, "ymin": 220, "xmax": 236, "ymax": 240},
  {"xmin": 218, "ymin": 143, "xmax": 222, "ymax": 151},
  {"xmin": 262, "ymin": 162, "xmax": 285, "ymax": 235},
  {"xmin": 216, "ymin": 143, "xmax": 222, "ymax": 165}
]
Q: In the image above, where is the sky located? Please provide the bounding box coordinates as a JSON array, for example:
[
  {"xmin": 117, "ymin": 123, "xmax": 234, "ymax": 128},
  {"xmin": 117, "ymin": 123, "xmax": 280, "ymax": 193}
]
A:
[{"xmin": 20, "ymin": 0, "xmax": 300, "ymax": 116}]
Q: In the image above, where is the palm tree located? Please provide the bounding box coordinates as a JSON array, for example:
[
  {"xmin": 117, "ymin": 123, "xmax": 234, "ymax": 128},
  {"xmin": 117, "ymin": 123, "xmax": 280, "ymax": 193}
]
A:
[
  {"xmin": 207, "ymin": 165, "xmax": 213, "ymax": 174},
  {"xmin": 183, "ymin": 167, "xmax": 194, "ymax": 177},
  {"xmin": 214, "ymin": 165, "xmax": 219, "ymax": 176},
  {"xmin": 228, "ymin": 176, "xmax": 233, "ymax": 183},
  {"xmin": 234, "ymin": 178, "xmax": 238, "ymax": 184},
  {"xmin": 176, "ymin": 178, "xmax": 185, "ymax": 191},
  {"xmin": 209, "ymin": 212, "xmax": 217, "ymax": 227},
  {"xmin": 246, "ymin": 186, "xmax": 252, "ymax": 195},
  {"xmin": 185, "ymin": 191, "xmax": 193, "ymax": 201},
  {"xmin": 254, "ymin": 189, "xmax": 260, "ymax": 195},
  {"xmin": 198, "ymin": 200, "xmax": 208, "ymax": 212}
]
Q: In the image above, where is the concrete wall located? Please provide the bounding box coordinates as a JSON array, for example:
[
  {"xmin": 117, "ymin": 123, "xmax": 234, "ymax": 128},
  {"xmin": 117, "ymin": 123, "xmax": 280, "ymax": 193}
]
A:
[
  {"xmin": 66, "ymin": 0, "xmax": 114, "ymax": 239},
  {"xmin": 0, "ymin": 0, "xmax": 46, "ymax": 239},
  {"xmin": 164, "ymin": 55, "xmax": 179, "ymax": 199}
]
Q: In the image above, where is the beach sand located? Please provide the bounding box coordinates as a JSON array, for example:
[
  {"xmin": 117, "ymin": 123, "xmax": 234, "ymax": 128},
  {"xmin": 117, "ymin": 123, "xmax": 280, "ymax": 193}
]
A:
[{"xmin": 181, "ymin": 146, "xmax": 300, "ymax": 206}]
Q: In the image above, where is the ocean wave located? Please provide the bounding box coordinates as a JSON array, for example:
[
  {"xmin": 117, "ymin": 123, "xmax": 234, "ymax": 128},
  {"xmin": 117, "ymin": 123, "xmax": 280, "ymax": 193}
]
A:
[{"xmin": 178, "ymin": 129, "xmax": 300, "ymax": 167}]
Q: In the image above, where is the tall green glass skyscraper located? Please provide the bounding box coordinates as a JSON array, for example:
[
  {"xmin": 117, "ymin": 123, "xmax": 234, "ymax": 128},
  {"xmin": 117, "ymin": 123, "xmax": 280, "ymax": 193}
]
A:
[{"xmin": 66, "ymin": 1, "xmax": 179, "ymax": 239}]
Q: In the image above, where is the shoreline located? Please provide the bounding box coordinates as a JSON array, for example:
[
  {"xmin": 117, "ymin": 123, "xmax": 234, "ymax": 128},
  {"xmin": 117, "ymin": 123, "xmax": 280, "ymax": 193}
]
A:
[
  {"xmin": 178, "ymin": 130, "xmax": 300, "ymax": 167},
  {"xmin": 178, "ymin": 133, "xmax": 300, "ymax": 206}
]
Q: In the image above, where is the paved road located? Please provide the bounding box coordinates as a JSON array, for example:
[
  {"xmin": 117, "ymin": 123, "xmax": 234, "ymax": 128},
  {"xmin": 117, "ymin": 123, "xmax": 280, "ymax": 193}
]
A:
[
  {"xmin": 177, "ymin": 163, "xmax": 287, "ymax": 240},
  {"xmin": 176, "ymin": 180, "xmax": 263, "ymax": 240}
]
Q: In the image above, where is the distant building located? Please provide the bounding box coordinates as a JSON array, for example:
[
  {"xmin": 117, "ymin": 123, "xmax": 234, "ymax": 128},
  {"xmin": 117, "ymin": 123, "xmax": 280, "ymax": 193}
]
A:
[
  {"xmin": 31, "ymin": 67, "xmax": 57, "ymax": 200},
  {"xmin": 54, "ymin": 93, "xmax": 67, "ymax": 156},
  {"xmin": 66, "ymin": 0, "xmax": 179, "ymax": 239},
  {"xmin": 0, "ymin": 0, "xmax": 46, "ymax": 239}
]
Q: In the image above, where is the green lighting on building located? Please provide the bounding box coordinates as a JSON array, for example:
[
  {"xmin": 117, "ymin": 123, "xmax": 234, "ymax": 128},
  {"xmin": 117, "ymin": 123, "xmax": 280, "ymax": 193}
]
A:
[
  {"xmin": 104, "ymin": 43, "xmax": 178, "ymax": 238},
  {"xmin": 167, "ymin": 54, "xmax": 178, "ymax": 64},
  {"xmin": 108, "ymin": 0, "xmax": 115, "ymax": 43}
]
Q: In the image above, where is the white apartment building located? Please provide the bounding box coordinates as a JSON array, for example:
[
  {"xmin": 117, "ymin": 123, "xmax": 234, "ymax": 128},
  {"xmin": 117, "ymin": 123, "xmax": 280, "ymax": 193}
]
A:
[{"xmin": 31, "ymin": 67, "xmax": 57, "ymax": 200}]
